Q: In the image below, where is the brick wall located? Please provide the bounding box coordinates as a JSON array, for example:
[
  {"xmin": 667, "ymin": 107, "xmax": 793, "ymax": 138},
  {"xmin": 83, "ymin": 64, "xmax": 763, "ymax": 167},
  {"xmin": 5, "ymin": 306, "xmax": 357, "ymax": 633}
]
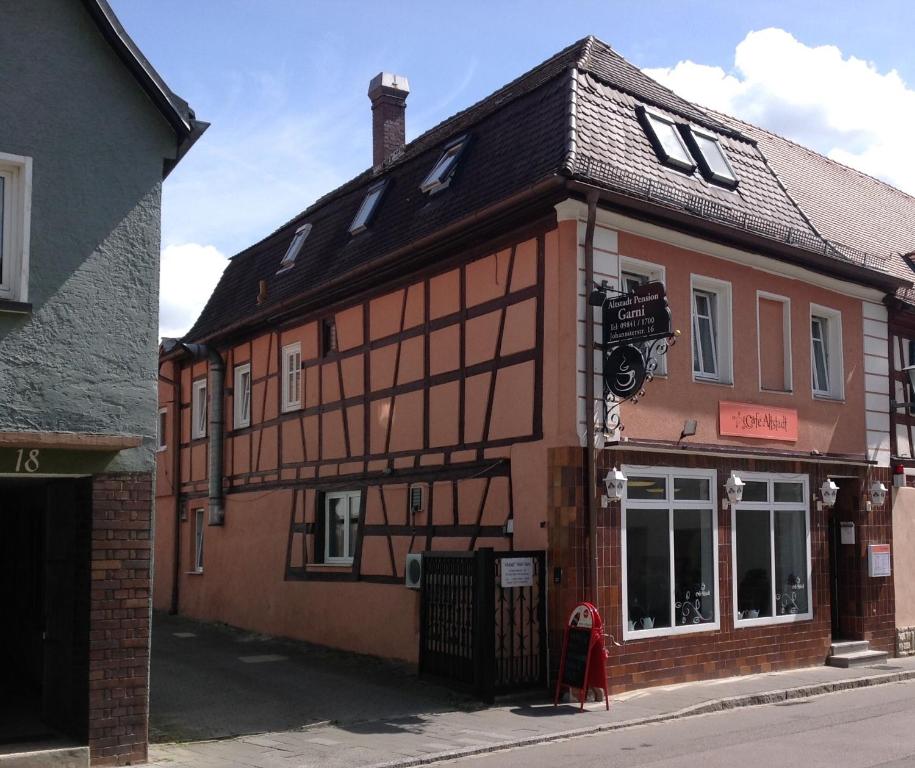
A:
[
  {"xmin": 547, "ymin": 447, "xmax": 895, "ymax": 694},
  {"xmin": 89, "ymin": 473, "xmax": 153, "ymax": 766}
]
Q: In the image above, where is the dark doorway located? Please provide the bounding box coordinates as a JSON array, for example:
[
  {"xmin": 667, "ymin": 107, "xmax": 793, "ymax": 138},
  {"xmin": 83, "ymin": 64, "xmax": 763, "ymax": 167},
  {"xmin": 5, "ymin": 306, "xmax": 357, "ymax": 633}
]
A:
[
  {"xmin": 827, "ymin": 478, "xmax": 859, "ymax": 640},
  {"xmin": 0, "ymin": 478, "xmax": 91, "ymax": 747}
]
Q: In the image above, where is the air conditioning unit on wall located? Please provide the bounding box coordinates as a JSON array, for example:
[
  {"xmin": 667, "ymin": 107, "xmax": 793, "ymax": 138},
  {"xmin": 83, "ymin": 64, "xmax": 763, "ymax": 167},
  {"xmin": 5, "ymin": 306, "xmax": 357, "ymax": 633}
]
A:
[{"xmin": 405, "ymin": 553, "xmax": 423, "ymax": 589}]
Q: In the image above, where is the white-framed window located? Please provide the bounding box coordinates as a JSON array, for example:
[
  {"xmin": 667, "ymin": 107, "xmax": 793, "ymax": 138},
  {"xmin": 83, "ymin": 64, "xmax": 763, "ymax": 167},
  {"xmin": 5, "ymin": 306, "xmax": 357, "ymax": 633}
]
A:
[
  {"xmin": 281, "ymin": 343, "xmax": 302, "ymax": 411},
  {"xmin": 731, "ymin": 472, "xmax": 812, "ymax": 627},
  {"xmin": 277, "ymin": 222, "xmax": 311, "ymax": 273},
  {"xmin": 691, "ymin": 275, "xmax": 732, "ymax": 384},
  {"xmin": 619, "ymin": 256, "xmax": 667, "ymax": 375},
  {"xmin": 622, "ymin": 466, "xmax": 719, "ymax": 640},
  {"xmin": 420, "ymin": 135, "xmax": 468, "ymax": 194},
  {"xmin": 349, "ymin": 180, "xmax": 387, "ymax": 234},
  {"xmin": 191, "ymin": 378, "xmax": 207, "ymax": 439},
  {"xmin": 681, "ymin": 125, "xmax": 739, "ymax": 188},
  {"xmin": 757, "ymin": 291, "xmax": 792, "ymax": 393},
  {"xmin": 234, "ymin": 363, "xmax": 251, "ymax": 429},
  {"xmin": 0, "ymin": 151, "xmax": 33, "ymax": 303},
  {"xmin": 324, "ymin": 490, "xmax": 361, "ymax": 564},
  {"xmin": 193, "ymin": 508, "xmax": 205, "ymax": 573},
  {"xmin": 636, "ymin": 106, "xmax": 696, "ymax": 174},
  {"xmin": 810, "ymin": 304, "xmax": 844, "ymax": 399},
  {"xmin": 157, "ymin": 408, "xmax": 168, "ymax": 452}
]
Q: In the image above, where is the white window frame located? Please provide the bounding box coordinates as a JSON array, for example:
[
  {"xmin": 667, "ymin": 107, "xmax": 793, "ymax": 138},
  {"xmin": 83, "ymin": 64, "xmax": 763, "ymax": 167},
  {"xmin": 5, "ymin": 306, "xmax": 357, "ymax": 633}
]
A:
[
  {"xmin": 349, "ymin": 180, "xmax": 387, "ymax": 234},
  {"xmin": 756, "ymin": 291, "xmax": 792, "ymax": 393},
  {"xmin": 731, "ymin": 471, "xmax": 812, "ymax": 628},
  {"xmin": 420, "ymin": 135, "xmax": 467, "ymax": 194},
  {"xmin": 191, "ymin": 378, "xmax": 207, "ymax": 439},
  {"xmin": 277, "ymin": 222, "xmax": 311, "ymax": 273},
  {"xmin": 682, "ymin": 125, "xmax": 739, "ymax": 188},
  {"xmin": 157, "ymin": 408, "xmax": 168, "ymax": 452},
  {"xmin": 619, "ymin": 256, "xmax": 667, "ymax": 375},
  {"xmin": 621, "ymin": 465, "xmax": 720, "ymax": 641},
  {"xmin": 193, "ymin": 508, "xmax": 205, "ymax": 573},
  {"xmin": 0, "ymin": 151, "xmax": 33, "ymax": 303},
  {"xmin": 637, "ymin": 107, "xmax": 696, "ymax": 174},
  {"xmin": 234, "ymin": 363, "xmax": 251, "ymax": 429},
  {"xmin": 281, "ymin": 342, "xmax": 302, "ymax": 412},
  {"xmin": 810, "ymin": 304, "xmax": 844, "ymax": 400},
  {"xmin": 324, "ymin": 490, "xmax": 361, "ymax": 565},
  {"xmin": 690, "ymin": 275, "xmax": 733, "ymax": 385}
]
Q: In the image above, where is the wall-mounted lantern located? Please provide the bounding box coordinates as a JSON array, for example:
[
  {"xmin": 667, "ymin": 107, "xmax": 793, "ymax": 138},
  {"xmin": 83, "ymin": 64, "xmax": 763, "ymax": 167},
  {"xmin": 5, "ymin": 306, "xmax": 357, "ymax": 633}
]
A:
[
  {"xmin": 869, "ymin": 481, "xmax": 888, "ymax": 508},
  {"xmin": 604, "ymin": 466, "xmax": 627, "ymax": 502},
  {"xmin": 725, "ymin": 471, "xmax": 745, "ymax": 506},
  {"xmin": 820, "ymin": 478, "xmax": 839, "ymax": 508}
]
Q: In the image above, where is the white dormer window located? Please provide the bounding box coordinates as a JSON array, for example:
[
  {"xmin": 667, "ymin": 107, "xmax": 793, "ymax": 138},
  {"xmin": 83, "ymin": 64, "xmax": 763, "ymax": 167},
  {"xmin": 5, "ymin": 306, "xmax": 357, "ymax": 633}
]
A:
[
  {"xmin": 636, "ymin": 107, "xmax": 695, "ymax": 174},
  {"xmin": 682, "ymin": 126, "xmax": 738, "ymax": 188},
  {"xmin": 420, "ymin": 135, "xmax": 468, "ymax": 194},
  {"xmin": 277, "ymin": 222, "xmax": 311, "ymax": 273},
  {"xmin": 349, "ymin": 180, "xmax": 387, "ymax": 234},
  {"xmin": 0, "ymin": 151, "xmax": 33, "ymax": 305}
]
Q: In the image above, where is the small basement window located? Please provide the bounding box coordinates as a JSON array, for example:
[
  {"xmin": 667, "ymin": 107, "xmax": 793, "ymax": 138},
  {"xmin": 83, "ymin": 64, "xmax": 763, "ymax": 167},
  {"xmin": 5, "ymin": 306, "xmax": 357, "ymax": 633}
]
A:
[
  {"xmin": 636, "ymin": 107, "xmax": 695, "ymax": 174},
  {"xmin": 349, "ymin": 180, "xmax": 388, "ymax": 234},
  {"xmin": 682, "ymin": 126, "xmax": 738, "ymax": 188},
  {"xmin": 420, "ymin": 135, "xmax": 468, "ymax": 194},
  {"xmin": 277, "ymin": 222, "xmax": 312, "ymax": 273}
]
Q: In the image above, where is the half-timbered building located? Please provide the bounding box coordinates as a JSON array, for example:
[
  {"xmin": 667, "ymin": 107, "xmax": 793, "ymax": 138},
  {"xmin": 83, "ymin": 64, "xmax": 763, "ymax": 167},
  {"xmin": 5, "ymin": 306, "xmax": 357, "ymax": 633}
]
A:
[{"xmin": 157, "ymin": 37, "xmax": 910, "ymax": 692}]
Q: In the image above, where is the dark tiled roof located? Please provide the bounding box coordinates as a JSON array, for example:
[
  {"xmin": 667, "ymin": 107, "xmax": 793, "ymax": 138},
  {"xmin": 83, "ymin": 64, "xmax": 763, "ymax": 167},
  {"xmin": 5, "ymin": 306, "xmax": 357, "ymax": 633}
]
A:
[
  {"xmin": 711, "ymin": 110, "xmax": 915, "ymax": 298},
  {"xmin": 185, "ymin": 36, "xmax": 892, "ymax": 344}
]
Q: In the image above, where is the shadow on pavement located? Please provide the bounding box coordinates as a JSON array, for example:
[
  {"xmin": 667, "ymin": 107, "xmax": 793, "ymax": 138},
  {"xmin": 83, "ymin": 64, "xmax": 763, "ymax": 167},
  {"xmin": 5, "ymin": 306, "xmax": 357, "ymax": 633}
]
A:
[{"xmin": 150, "ymin": 612, "xmax": 479, "ymax": 743}]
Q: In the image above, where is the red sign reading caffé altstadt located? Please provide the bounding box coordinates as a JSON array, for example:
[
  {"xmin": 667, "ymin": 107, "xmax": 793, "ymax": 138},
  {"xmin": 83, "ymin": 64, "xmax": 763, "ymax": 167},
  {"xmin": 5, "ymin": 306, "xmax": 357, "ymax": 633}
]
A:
[{"xmin": 719, "ymin": 401, "xmax": 798, "ymax": 442}]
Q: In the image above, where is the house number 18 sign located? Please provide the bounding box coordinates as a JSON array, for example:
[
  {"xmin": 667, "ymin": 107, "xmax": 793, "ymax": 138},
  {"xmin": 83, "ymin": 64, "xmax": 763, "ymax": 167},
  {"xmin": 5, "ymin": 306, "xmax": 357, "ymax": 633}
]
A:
[{"xmin": 15, "ymin": 448, "xmax": 41, "ymax": 472}]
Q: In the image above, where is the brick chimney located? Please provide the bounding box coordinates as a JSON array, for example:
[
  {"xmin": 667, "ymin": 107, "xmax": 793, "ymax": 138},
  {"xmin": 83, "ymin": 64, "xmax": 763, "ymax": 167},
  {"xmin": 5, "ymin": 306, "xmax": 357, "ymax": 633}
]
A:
[{"xmin": 368, "ymin": 72, "xmax": 410, "ymax": 170}]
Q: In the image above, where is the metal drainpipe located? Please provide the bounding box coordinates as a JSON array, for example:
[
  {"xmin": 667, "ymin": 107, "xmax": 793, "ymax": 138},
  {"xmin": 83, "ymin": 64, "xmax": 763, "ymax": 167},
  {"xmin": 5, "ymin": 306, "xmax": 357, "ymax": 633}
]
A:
[
  {"xmin": 173, "ymin": 342, "xmax": 226, "ymax": 526},
  {"xmin": 170, "ymin": 362, "xmax": 182, "ymax": 614},
  {"xmin": 583, "ymin": 191, "xmax": 600, "ymax": 607}
]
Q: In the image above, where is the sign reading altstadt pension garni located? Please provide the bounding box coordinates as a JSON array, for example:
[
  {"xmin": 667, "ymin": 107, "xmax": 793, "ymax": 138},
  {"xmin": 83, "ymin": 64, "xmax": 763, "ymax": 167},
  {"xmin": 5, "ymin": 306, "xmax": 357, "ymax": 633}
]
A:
[
  {"xmin": 719, "ymin": 401, "xmax": 799, "ymax": 442},
  {"xmin": 602, "ymin": 281, "xmax": 672, "ymax": 346}
]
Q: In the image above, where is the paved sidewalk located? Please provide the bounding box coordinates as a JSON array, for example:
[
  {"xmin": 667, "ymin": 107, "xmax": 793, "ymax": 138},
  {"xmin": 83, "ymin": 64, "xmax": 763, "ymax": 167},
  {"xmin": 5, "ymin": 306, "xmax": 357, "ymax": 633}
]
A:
[{"xmin": 144, "ymin": 620, "xmax": 915, "ymax": 768}]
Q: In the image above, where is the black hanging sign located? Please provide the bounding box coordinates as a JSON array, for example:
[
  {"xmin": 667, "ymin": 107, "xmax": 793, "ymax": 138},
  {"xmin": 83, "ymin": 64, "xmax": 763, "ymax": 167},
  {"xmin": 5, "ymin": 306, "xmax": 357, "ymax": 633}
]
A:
[
  {"xmin": 603, "ymin": 281, "xmax": 671, "ymax": 346},
  {"xmin": 604, "ymin": 345, "xmax": 646, "ymax": 399}
]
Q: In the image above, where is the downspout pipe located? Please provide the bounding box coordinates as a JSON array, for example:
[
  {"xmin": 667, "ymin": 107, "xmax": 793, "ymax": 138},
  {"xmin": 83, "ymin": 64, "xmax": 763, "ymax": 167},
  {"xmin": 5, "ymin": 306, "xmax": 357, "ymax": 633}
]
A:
[
  {"xmin": 161, "ymin": 339, "xmax": 226, "ymax": 526},
  {"xmin": 583, "ymin": 191, "xmax": 600, "ymax": 608}
]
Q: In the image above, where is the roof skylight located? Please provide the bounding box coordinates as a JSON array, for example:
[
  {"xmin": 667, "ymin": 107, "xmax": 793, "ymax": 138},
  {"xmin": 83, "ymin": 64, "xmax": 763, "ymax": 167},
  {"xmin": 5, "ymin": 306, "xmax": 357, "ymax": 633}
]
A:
[
  {"xmin": 420, "ymin": 135, "xmax": 468, "ymax": 194},
  {"xmin": 637, "ymin": 106, "xmax": 695, "ymax": 174},
  {"xmin": 277, "ymin": 223, "xmax": 311, "ymax": 273},
  {"xmin": 349, "ymin": 180, "xmax": 387, "ymax": 235},
  {"xmin": 682, "ymin": 126, "xmax": 739, "ymax": 188}
]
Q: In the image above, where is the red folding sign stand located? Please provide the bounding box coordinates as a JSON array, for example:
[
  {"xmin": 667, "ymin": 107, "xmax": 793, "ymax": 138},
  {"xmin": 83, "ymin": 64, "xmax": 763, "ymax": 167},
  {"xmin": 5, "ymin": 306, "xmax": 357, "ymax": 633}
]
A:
[{"xmin": 553, "ymin": 602, "xmax": 609, "ymax": 710}]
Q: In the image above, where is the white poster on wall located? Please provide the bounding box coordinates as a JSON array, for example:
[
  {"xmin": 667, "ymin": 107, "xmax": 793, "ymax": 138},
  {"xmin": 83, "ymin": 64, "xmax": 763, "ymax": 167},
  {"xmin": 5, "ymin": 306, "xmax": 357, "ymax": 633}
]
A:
[{"xmin": 500, "ymin": 557, "xmax": 534, "ymax": 588}]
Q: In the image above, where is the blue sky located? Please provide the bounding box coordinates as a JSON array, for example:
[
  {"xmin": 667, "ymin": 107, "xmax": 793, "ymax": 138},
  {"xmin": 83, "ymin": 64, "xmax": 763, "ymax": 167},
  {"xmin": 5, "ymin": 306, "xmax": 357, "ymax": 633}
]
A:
[{"xmin": 108, "ymin": 1, "xmax": 915, "ymax": 336}]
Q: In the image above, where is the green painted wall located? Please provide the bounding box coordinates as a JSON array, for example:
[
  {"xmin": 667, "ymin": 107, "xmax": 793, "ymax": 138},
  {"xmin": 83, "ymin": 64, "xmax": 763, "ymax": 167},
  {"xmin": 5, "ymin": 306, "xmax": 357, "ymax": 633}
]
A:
[{"xmin": 0, "ymin": 0, "xmax": 178, "ymax": 472}]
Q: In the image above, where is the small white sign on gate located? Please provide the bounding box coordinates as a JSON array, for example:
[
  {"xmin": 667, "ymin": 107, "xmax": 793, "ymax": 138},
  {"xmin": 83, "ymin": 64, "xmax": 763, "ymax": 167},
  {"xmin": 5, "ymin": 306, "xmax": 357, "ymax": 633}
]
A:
[{"xmin": 500, "ymin": 557, "xmax": 534, "ymax": 588}]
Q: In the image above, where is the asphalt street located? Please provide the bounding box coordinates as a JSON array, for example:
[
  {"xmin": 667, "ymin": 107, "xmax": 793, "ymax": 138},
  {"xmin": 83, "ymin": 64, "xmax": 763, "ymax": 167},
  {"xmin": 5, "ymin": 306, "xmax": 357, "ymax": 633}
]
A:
[{"xmin": 443, "ymin": 679, "xmax": 915, "ymax": 768}]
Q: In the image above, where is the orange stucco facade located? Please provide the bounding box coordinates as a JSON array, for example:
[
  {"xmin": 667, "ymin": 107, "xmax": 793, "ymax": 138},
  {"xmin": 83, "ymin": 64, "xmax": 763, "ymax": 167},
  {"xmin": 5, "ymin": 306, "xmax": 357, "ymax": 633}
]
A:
[{"xmin": 157, "ymin": 203, "xmax": 887, "ymax": 672}]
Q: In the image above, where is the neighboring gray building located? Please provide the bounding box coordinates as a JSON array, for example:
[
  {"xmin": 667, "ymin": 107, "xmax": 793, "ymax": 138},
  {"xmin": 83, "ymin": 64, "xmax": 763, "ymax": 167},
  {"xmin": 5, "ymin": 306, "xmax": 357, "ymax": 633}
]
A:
[{"xmin": 0, "ymin": 1, "xmax": 204, "ymax": 764}]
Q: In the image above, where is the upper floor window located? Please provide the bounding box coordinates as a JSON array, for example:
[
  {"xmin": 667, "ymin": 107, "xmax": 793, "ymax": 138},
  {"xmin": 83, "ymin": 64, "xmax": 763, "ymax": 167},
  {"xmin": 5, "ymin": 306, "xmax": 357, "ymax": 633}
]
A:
[
  {"xmin": 191, "ymin": 379, "xmax": 207, "ymax": 440},
  {"xmin": 682, "ymin": 126, "xmax": 739, "ymax": 188},
  {"xmin": 636, "ymin": 107, "xmax": 696, "ymax": 174},
  {"xmin": 277, "ymin": 223, "xmax": 311, "ymax": 273},
  {"xmin": 0, "ymin": 151, "xmax": 33, "ymax": 304},
  {"xmin": 234, "ymin": 363, "xmax": 251, "ymax": 428},
  {"xmin": 349, "ymin": 180, "xmax": 387, "ymax": 234},
  {"xmin": 157, "ymin": 408, "xmax": 168, "ymax": 452},
  {"xmin": 193, "ymin": 508, "xmax": 205, "ymax": 573},
  {"xmin": 321, "ymin": 317, "xmax": 337, "ymax": 357},
  {"xmin": 691, "ymin": 276, "xmax": 732, "ymax": 384},
  {"xmin": 324, "ymin": 490, "xmax": 361, "ymax": 564},
  {"xmin": 420, "ymin": 135, "xmax": 468, "ymax": 194},
  {"xmin": 282, "ymin": 342, "xmax": 301, "ymax": 411},
  {"xmin": 810, "ymin": 305, "xmax": 844, "ymax": 400}
]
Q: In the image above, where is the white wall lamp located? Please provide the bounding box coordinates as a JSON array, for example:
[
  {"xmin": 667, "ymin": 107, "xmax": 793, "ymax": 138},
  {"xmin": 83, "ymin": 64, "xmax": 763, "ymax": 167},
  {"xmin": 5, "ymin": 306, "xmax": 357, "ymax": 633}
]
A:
[
  {"xmin": 820, "ymin": 478, "xmax": 839, "ymax": 508},
  {"xmin": 869, "ymin": 481, "xmax": 888, "ymax": 508},
  {"xmin": 725, "ymin": 471, "xmax": 745, "ymax": 507},
  {"xmin": 603, "ymin": 466, "xmax": 627, "ymax": 505}
]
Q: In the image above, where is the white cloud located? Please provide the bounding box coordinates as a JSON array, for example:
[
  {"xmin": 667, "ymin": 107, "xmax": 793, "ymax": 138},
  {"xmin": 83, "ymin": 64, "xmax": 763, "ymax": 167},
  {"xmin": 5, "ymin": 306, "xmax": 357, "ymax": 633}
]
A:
[
  {"xmin": 644, "ymin": 28, "xmax": 915, "ymax": 196},
  {"xmin": 159, "ymin": 243, "xmax": 228, "ymax": 340}
]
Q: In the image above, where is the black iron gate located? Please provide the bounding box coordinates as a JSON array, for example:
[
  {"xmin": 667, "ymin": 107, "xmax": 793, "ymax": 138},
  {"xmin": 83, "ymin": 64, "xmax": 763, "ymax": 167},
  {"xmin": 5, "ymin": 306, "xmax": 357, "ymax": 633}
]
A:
[{"xmin": 419, "ymin": 549, "xmax": 547, "ymax": 702}]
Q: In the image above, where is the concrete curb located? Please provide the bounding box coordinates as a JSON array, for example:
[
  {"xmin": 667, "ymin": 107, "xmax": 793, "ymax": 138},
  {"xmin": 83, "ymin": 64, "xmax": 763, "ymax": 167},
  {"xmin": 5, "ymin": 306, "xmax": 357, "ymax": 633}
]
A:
[{"xmin": 368, "ymin": 669, "xmax": 915, "ymax": 768}]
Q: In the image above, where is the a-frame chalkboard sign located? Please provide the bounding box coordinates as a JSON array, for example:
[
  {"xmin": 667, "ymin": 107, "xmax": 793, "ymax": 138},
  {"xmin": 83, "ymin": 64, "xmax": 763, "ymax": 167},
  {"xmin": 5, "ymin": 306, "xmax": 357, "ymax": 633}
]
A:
[{"xmin": 553, "ymin": 602, "xmax": 609, "ymax": 710}]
